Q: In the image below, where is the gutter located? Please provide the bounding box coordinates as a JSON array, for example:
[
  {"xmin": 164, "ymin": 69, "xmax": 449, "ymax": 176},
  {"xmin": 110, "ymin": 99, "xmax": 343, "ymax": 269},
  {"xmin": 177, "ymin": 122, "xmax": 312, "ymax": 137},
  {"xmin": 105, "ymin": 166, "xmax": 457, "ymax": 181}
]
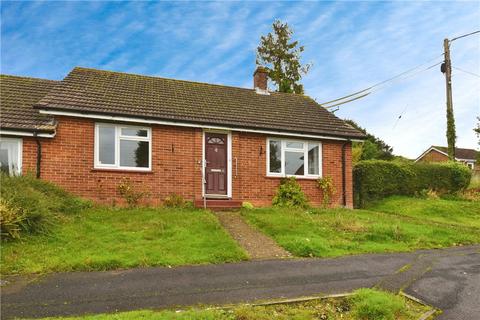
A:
[
  {"xmin": 0, "ymin": 129, "xmax": 55, "ymax": 138},
  {"xmin": 37, "ymin": 109, "xmax": 366, "ymax": 142}
]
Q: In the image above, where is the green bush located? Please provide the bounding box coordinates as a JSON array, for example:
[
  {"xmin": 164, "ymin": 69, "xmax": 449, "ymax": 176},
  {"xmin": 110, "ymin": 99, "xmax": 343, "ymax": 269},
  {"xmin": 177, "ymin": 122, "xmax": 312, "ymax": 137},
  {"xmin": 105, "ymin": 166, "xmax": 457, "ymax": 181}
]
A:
[
  {"xmin": 163, "ymin": 193, "xmax": 186, "ymax": 208},
  {"xmin": 350, "ymin": 288, "xmax": 405, "ymax": 320},
  {"xmin": 272, "ymin": 177, "xmax": 309, "ymax": 208},
  {"xmin": 0, "ymin": 174, "xmax": 91, "ymax": 240},
  {"xmin": 354, "ymin": 160, "xmax": 471, "ymax": 207},
  {"xmin": 0, "ymin": 199, "xmax": 27, "ymax": 239},
  {"xmin": 242, "ymin": 201, "xmax": 254, "ymax": 210}
]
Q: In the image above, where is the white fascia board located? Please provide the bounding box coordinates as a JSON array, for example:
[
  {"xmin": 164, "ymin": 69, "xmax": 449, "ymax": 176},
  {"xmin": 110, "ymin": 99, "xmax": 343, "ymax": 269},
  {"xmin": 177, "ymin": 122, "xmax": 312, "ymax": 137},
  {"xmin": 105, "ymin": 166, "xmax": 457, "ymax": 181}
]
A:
[
  {"xmin": 38, "ymin": 109, "xmax": 363, "ymax": 142},
  {"xmin": 0, "ymin": 129, "xmax": 55, "ymax": 138}
]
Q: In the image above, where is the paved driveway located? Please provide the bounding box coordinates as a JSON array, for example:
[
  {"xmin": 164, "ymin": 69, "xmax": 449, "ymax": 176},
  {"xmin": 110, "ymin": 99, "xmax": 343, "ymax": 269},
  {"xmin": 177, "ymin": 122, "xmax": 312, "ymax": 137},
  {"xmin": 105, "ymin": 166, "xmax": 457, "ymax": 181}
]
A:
[{"xmin": 2, "ymin": 245, "xmax": 479, "ymax": 319}]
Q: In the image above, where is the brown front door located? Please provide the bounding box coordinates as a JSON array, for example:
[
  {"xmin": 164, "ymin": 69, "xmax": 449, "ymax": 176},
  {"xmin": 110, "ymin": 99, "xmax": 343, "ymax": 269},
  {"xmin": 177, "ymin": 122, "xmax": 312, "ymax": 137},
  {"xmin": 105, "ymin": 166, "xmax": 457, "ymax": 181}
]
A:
[{"xmin": 205, "ymin": 132, "xmax": 228, "ymax": 196}]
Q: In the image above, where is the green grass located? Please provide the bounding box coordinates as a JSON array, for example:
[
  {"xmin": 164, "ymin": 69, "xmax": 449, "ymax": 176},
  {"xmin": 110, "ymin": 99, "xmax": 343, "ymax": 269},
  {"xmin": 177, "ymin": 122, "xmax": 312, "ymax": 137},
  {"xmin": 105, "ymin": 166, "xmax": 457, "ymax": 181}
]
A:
[
  {"xmin": 241, "ymin": 198, "xmax": 480, "ymax": 258},
  {"xmin": 366, "ymin": 196, "xmax": 480, "ymax": 228},
  {"xmin": 1, "ymin": 208, "xmax": 247, "ymax": 275},
  {"xmin": 35, "ymin": 289, "xmax": 431, "ymax": 320}
]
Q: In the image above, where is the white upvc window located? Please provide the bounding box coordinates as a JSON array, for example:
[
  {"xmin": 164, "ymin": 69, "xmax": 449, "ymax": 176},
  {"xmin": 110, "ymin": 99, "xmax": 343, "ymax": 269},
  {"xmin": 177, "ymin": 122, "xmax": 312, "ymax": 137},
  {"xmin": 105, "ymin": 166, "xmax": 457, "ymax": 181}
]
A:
[
  {"xmin": 0, "ymin": 137, "xmax": 22, "ymax": 175},
  {"xmin": 94, "ymin": 123, "xmax": 152, "ymax": 171},
  {"xmin": 266, "ymin": 138, "xmax": 322, "ymax": 178}
]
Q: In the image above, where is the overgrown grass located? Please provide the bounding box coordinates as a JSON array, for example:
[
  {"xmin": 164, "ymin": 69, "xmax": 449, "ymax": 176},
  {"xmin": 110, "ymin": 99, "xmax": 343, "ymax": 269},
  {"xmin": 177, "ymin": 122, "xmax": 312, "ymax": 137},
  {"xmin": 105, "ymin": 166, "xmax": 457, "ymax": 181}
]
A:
[
  {"xmin": 35, "ymin": 289, "xmax": 430, "ymax": 320},
  {"xmin": 0, "ymin": 174, "xmax": 91, "ymax": 239},
  {"xmin": 366, "ymin": 196, "xmax": 480, "ymax": 228},
  {"xmin": 241, "ymin": 199, "xmax": 480, "ymax": 258},
  {"xmin": 1, "ymin": 208, "xmax": 247, "ymax": 275}
]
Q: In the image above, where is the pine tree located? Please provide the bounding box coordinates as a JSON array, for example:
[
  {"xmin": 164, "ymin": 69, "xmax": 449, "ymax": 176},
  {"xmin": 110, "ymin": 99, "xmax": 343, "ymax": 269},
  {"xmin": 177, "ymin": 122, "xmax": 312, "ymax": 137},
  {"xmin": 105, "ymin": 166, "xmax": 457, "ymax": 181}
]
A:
[{"xmin": 256, "ymin": 20, "xmax": 311, "ymax": 94}]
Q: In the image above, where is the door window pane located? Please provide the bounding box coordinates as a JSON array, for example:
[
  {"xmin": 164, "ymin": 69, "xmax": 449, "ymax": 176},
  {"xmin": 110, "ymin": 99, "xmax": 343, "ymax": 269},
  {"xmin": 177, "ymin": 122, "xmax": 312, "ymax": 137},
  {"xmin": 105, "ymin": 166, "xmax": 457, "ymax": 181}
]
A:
[
  {"xmin": 308, "ymin": 143, "xmax": 320, "ymax": 175},
  {"xmin": 121, "ymin": 128, "xmax": 148, "ymax": 137},
  {"xmin": 0, "ymin": 139, "xmax": 20, "ymax": 175},
  {"xmin": 269, "ymin": 140, "xmax": 282, "ymax": 173},
  {"xmin": 120, "ymin": 140, "xmax": 149, "ymax": 168},
  {"xmin": 98, "ymin": 126, "xmax": 115, "ymax": 165},
  {"xmin": 285, "ymin": 151, "xmax": 304, "ymax": 175}
]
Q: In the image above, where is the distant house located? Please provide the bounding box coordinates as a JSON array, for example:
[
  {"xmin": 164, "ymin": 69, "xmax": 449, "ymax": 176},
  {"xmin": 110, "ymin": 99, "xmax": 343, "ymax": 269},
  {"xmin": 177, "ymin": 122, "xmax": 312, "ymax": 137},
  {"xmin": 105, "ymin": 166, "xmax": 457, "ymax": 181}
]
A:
[
  {"xmin": 0, "ymin": 67, "xmax": 366, "ymax": 208},
  {"xmin": 415, "ymin": 146, "xmax": 478, "ymax": 170}
]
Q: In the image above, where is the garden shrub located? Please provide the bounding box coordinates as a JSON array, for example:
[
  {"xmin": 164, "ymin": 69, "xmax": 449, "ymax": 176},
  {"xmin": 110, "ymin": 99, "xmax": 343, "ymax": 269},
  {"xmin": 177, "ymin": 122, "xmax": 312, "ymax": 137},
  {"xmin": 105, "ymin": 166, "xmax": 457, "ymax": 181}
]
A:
[
  {"xmin": 350, "ymin": 288, "xmax": 405, "ymax": 320},
  {"xmin": 117, "ymin": 177, "xmax": 148, "ymax": 207},
  {"xmin": 0, "ymin": 198, "xmax": 26, "ymax": 239},
  {"xmin": 272, "ymin": 177, "xmax": 309, "ymax": 208},
  {"xmin": 354, "ymin": 160, "xmax": 471, "ymax": 207},
  {"xmin": 317, "ymin": 176, "xmax": 336, "ymax": 207},
  {"xmin": 163, "ymin": 193, "xmax": 186, "ymax": 208},
  {"xmin": 0, "ymin": 173, "xmax": 90, "ymax": 240},
  {"xmin": 242, "ymin": 201, "xmax": 254, "ymax": 210}
]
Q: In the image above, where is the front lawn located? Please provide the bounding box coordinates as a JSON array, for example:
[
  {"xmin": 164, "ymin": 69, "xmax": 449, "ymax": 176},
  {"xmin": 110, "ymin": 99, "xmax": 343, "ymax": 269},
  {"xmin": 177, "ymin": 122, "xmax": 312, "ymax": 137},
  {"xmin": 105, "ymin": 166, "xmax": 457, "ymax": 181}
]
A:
[
  {"xmin": 366, "ymin": 196, "xmax": 480, "ymax": 228},
  {"xmin": 1, "ymin": 208, "xmax": 247, "ymax": 275},
  {"xmin": 37, "ymin": 289, "xmax": 432, "ymax": 320},
  {"xmin": 242, "ymin": 197, "xmax": 480, "ymax": 258}
]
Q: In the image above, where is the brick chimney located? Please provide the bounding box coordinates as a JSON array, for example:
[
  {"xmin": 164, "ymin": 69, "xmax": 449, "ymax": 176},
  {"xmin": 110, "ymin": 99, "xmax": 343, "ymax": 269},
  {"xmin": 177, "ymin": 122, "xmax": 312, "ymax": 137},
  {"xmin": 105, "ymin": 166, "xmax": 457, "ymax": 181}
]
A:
[{"xmin": 253, "ymin": 66, "xmax": 268, "ymax": 91}]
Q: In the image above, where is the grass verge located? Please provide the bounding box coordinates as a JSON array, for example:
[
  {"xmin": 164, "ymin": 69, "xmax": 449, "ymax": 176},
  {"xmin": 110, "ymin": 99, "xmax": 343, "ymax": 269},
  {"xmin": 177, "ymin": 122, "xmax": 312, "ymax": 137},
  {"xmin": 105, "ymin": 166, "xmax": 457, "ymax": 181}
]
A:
[
  {"xmin": 34, "ymin": 289, "xmax": 431, "ymax": 320},
  {"xmin": 1, "ymin": 207, "xmax": 247, "ymax": 275},
  {"xmin": 365, "ymin": 196, "xmax": 480, "ymax": 228},
  {"xmin": 242, "ymin": 199, "xmax": 480, "ymax": 258}
]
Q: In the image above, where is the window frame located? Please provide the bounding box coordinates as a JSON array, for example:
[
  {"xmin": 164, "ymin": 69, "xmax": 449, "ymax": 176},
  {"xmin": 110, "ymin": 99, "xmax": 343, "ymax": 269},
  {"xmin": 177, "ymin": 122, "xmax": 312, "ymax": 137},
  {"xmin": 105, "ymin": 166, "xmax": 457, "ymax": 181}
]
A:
[
  {"xmin": 266, "ymin": 138, "xmax": 322, "ymax": 179},
  {"xmin": 0, "ymin": 137, "xmax": 22, "ymax": 175},
  {"xmin": 94, "ymin": 123, "xmax": 152, "ymax": 171}
]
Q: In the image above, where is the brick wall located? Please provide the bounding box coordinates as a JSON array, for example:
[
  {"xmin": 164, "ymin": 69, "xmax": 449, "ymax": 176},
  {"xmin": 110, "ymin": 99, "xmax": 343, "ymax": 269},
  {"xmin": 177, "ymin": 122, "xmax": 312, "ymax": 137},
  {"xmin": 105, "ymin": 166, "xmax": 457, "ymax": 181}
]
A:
[
  {"xmin": 417, "ymin": 149, "xmax": 449, "ymax": 163},
  {"xmin": 22, "ymin": 116, "xmax": 353, "ymax": 208}
]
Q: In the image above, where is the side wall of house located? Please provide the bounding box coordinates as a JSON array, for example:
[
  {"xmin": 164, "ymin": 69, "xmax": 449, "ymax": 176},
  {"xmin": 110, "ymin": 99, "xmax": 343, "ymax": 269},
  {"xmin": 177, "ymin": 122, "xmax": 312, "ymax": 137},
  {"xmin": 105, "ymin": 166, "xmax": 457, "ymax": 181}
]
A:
[
  {"xmin": 22, "ymin": 116, "xmax": 353, "ymax": 207},
  {"xmin": 417, "ymin": 149, "xmax": 449, "ymax": 163}
]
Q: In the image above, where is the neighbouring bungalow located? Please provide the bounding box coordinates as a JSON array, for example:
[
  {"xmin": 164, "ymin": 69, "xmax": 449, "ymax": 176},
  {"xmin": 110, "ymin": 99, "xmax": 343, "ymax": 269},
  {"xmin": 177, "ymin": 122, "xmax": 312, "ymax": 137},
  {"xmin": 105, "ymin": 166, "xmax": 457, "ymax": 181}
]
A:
[
  {"xmin": 0, "ymin": 67, "xmax": 365, "ymax": 208},
  {"xmin": 415, "ymin": 145, "xmax": 478, "ymax": 170}
]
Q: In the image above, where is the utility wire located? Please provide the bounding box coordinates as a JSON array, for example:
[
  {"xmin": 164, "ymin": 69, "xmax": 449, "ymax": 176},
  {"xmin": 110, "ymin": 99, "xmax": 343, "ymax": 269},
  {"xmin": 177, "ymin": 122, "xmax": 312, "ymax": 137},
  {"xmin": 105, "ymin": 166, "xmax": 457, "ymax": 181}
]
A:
[
  {"xmin": 452, "ymin": 66, "xmax": 480, "ymax": 78},
  {"xmin": 320, "ymin": 57, "xmax": 443, "ymax": 108},
  {"xmin": 450, "ymin": 30, "xmax": 480, "ymax": 42},
  {"xmin": 319, "ymin": 30, "xmax": 479, "ymax": 110}
]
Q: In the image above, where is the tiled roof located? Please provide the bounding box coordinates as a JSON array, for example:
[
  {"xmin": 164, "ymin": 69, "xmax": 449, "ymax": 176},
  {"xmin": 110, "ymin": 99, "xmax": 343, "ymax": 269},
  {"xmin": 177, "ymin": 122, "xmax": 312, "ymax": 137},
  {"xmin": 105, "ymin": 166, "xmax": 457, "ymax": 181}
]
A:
[
  {"xmin": 1, "ymin": 74, "xmax": 58, "ymax": 133},
  {"xmin": 433, "ymin": 146, "xmax": 478, "ymax": 160},
  {"xmin": 36, "ymin": 67, "xmax": 366, "ymax": 139}
]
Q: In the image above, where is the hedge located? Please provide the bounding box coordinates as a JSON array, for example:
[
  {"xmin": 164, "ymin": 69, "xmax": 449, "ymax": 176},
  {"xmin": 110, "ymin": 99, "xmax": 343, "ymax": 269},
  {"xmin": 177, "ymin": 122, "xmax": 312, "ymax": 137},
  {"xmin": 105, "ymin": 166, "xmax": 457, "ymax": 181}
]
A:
[{"xmin": 353, "ymin": 160, "xmax": 472, "ymax": 207}]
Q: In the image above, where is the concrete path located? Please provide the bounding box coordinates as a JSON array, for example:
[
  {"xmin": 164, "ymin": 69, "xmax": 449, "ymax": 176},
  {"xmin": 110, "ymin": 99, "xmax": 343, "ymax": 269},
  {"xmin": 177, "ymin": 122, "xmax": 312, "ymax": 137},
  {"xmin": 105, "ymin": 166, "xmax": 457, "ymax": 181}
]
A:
[
  {"xmin": 2, "ymin": 245, "xmax": 479, "ymax": 319},
  {"xmin": 216, "ymin": 212, "xmax": 291, "ymax": 259}
]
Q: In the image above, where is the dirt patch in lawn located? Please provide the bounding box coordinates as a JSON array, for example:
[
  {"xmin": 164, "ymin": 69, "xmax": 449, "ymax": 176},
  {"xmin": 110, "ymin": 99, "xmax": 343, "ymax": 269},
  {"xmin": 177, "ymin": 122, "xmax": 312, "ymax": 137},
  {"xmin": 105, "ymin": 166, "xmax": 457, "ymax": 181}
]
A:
[{"xmin": 216, "ymin": 211, "xmax": 292, "ymax": 260}]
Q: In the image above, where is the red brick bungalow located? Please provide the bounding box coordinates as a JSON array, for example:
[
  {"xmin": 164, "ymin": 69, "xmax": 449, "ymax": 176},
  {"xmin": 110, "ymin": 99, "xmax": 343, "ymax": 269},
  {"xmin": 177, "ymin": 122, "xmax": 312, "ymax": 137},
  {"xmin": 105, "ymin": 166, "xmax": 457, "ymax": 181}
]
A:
[
  {"xmin": 0, "ymin": 67, "xmax": 365, "ymax": 208},
  {"xmin": 415, "ymin": 146, "xmax": 477, "ymax": 170}
]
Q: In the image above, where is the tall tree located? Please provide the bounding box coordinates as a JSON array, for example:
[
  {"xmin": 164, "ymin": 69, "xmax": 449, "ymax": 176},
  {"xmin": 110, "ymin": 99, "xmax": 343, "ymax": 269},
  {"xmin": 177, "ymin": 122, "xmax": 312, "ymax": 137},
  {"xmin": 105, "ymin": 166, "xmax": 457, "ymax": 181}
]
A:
[
  {"xmin": 344, "ymin": 119, "xmax": 394, "ymax": 161},
  {"xmin": 256, "ymin": 20, "xmax": 311, "ymax": 94}
]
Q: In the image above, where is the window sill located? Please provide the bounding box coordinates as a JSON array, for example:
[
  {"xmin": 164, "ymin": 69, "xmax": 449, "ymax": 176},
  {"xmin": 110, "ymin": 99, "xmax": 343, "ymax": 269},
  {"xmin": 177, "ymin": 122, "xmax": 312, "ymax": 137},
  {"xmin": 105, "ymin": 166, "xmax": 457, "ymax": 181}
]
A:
[
  {"xmin": 266, "ymin": 175, "xmax": 321, "ymax": 180},
  {"xmin": 91, "ymin": 168, "xmax": 153, "ymax": 174}
]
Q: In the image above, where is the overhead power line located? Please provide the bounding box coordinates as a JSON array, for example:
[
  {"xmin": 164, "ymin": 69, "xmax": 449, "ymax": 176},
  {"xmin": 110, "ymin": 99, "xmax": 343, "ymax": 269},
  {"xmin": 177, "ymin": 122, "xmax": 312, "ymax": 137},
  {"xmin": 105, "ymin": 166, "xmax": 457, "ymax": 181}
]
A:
[
  {"xmin": 319, "ymin": 54, "xmax": 444, "ymax": 108},
  {"xmin": 452, "ymin": 66, "xmax": 480, "ymax": 78},
  {"xmin": 450, "ymin": 30, "xmax": 480, "ymax": 42},
  {"xmin": 319, "ymin": 30, "xmax": 479, "ymax": 110}
]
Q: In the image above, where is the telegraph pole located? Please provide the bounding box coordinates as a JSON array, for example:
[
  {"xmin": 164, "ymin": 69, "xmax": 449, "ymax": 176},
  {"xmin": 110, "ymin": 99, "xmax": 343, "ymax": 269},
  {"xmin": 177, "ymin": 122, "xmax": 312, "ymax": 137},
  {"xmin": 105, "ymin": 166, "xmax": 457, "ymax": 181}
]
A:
[{"xmin": 442, "ymin": 38, "xmax": 456, "ymax": 160}]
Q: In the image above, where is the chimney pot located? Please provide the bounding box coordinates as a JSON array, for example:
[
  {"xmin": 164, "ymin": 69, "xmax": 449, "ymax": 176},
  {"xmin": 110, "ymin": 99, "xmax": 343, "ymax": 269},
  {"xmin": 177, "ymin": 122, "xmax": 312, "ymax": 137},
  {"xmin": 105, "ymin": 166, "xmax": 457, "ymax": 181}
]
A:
[{"xmin": 253, "ymin": 66, "xmax": 268, "ymax": 91}]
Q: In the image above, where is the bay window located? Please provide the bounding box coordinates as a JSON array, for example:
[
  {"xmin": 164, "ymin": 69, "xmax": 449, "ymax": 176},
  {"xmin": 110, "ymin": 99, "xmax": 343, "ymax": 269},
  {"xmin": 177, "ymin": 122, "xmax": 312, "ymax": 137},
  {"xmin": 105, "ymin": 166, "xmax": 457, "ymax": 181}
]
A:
[
  {"xmin": 267, "ymin": 138, "xmax": 322, "ymax": 178},
  {"xmin": 95, "ymin": 123, "xmax": 151, "ymax": 170}
]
